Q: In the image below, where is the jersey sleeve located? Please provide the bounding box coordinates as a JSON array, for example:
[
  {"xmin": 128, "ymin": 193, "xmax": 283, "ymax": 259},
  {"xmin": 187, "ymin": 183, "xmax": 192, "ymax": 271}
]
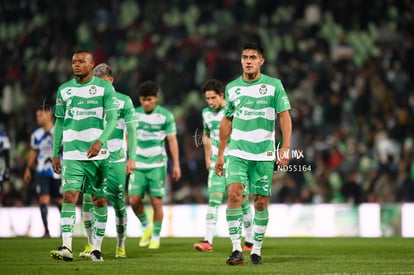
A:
[
  {"xmin": 104, "ymin": 83, "xmax": 118, "ymax": 120},
  {"xmin": 165, "ymin": 111, "xmax": 177, "ymax": 136},
  {"xmin": 274, "ymin": 79, "xmax": 291, "ymax": 113},
  {"xmin": 202, "ymin": 110, "xmax": 210, "ymax": 134},
  {"xmin": 224, "ymin": 87, "xmax": 235, "ymax": 117},
  {"xmin": 30, "ymin": 131, "xmax": 38, "ymax": 150},
  {"xmin": 54, "ymin": 88, "xmax": 65, "ymax": 118},
  {"xmin": 123, "ymin": 96, "xmax": 138, "ymax": 124},
  {"xmin": 96, "ymin": 83, "xmax": 118, "ymax": 144}
]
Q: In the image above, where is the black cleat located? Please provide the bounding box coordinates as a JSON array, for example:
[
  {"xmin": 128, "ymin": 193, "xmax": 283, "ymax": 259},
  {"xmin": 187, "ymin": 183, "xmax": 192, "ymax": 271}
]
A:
[
  {"xmin": 226, "ymin": 250, "xmax": 244, "ymax": 265},
  {"xmin": 90, "ymin": 250, "xmax": 104, "ymax": 262},
  {"xmin": 250, "ymin": 253, "xmax": 262, "ymax": 265}
]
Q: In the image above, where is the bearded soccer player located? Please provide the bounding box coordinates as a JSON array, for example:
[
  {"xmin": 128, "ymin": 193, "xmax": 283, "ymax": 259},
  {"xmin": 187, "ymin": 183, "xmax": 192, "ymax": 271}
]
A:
[
  {"xmin": 50, "ymin": 51, "xmax": 117, "ymax": 262},
  {"xmin": 215, "ymin": 42, "xmax": 292, "ymax": 265}
]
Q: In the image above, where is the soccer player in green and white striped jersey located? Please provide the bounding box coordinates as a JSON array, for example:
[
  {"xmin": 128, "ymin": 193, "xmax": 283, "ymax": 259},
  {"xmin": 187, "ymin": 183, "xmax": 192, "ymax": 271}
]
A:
[
  {"xmin": 128, "ymin": 80, "xmax": 181, "ymax": 249},
  {"xmin": 193, "ymin": 79, "xmax": 253, "ymax": 253},
  {"xmin": 80, "ymin": 63, "xmax": 137, "ymax": 259},
  {"xmin": 50, "ymin": 51, "xmax": 118, "ymax": 262},
  {"xmin": 215, "ymin": 42, "xmax": 292, "ymax": 265}
]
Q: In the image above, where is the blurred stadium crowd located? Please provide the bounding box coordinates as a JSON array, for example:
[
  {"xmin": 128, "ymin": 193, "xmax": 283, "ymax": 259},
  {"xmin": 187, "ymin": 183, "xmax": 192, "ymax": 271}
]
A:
[{"xmin": 0, "ymin": 0, "xmax": 413, "ymax": 206}]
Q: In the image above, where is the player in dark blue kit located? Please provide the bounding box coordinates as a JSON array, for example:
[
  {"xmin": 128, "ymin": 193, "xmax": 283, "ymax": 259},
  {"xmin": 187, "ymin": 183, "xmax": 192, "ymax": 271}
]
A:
[{"xmin": 24, "ymin": 108, "xmax": 62, "ymax": 238}]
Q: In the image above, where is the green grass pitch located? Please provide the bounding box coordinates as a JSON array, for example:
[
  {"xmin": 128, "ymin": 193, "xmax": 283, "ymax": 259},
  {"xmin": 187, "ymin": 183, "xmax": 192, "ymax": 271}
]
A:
[{"xmin": 1, "ymin": 237, "xmax": 414, "ymax": 275}]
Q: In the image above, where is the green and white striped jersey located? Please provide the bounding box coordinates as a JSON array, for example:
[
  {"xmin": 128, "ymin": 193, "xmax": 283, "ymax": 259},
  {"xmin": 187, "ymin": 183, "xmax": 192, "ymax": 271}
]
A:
[
  {"xmin": 134, "ymin": 105, "xmax": 177, "ymax": 169},
  {"xmin": 224, "ymin": 74, "xmax": 291, "ymax": 161},
  {"xmin": 108, "ymin": 92, "xmax": 137, "ymax": 163},
  {"xmin": 202, "ymin": 106, "xmax": 226, "ymax": 167},
  {"xmin": 55, "ymin": 76, "xmax": 118, "ymax": 160}
]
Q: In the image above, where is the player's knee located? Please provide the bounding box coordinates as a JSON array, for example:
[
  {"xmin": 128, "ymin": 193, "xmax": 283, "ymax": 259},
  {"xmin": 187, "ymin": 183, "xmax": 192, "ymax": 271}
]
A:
[
  {"xmin": 39, "ymin": 195, "xmax": 50, "ymax": 205},
  {"xmin": 150, "ymin": 196, "xmax": 163, "ymax": 208},
  {"xmin": 129, "ymin": 195, "xmax": 140, "ymax": 206},
  {"xmin": 63, "ymin": 191, "xmax": 79, "ymax": 203},
  {"xmin": 253, "ymin": 195, "xmax": 268, "ymax": 211},
  {"xmin": 92, "ymin": 196, "xmax": 107, "ymax": 207},
  {"xmin": 227, "ymin": 191, "xmax": 242, "ymax": 205}
]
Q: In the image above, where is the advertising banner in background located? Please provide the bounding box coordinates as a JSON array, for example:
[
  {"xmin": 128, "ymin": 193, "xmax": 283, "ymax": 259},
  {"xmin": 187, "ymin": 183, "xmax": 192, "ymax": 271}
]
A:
[{"xmin": 0, "ymin": 203, "xmax": 411, "ymax": 238}]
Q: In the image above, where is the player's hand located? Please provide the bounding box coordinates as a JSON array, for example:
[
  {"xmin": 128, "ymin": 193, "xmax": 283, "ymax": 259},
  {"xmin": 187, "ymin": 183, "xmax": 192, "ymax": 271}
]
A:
[
  {"xmin": 23, "ymin": 168, "xmax": 32, "ymax": 185},
  {"xmin": 52, "ymin": 157, "xmax": 62, "ymax": 174},
  {"xmin": 171, "ymin": 164, "xmax": 181, "ymax": 182},
  {"xmin": 87, "ymin": 141, "xmax": 102, "ymax": 158},
  {"xmin": 215, "ymin": 155, "xmax": 224, "ymax": 176},
  {"xmin": 126, "ymin": 160, "xmax": 135, "ymax": 175},
  {"xmin": 276, "ymin": 147, "xmax": 290, "ymax": 166}
]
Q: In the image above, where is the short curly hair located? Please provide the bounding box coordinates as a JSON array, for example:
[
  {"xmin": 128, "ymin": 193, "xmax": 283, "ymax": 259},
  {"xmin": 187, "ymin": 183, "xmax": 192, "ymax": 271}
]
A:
[
  {"xmin": 201, "ymin": 79, "xmax": 224, "ymax": 96},
  {"xmin": 137, "ymin": 80, "xmax": 159, "ymax": 97}
]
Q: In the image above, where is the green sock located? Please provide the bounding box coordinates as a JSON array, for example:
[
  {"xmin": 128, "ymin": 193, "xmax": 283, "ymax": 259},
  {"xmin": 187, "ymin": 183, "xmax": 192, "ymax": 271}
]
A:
[
  {"xmin": 92, "ymin": 204, "xmax": 107, "ymax": 251},
  {"xmin": 113, "ymin": 200, "xmax": 127, "ymax": 248},
  {"xmin": 82, "ymin": 193, "xmax": 94, "ymax": 244},
  {"xmin": 205, "ymin": 193, "xmax": 222, "ymax": 244},
  {"xmin": 241, "ymin": 198, "xmax": 253, "ymax": 243},
  {"xmin": 137, "ymin": 213, "xmax": 150, "ymax": 228},
  {"xmin": 61, "ymin": 202, "xmax": 77, "ymax": 250},
  {"xmin": 226, "ymin": 208, "xmax": 243, "ymax": 251},
  {"xmin": 252, "ymin": 208, "xmax": 269, "ymax": 256},
  {"xmin": 153, "ymin": 221, "xmax": 162, "ymax": 237}
]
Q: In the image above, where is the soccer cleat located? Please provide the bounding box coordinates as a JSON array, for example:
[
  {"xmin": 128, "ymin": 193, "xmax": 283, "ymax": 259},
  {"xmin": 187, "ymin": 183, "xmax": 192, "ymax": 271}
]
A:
[
  {"xmin": 139, "ymin": 228, "xmax": 153, "ymax": 247},
  {"xmin": 242, "ymin": 241, "xmax": 253, "ymax": 251},
  {"xmin": 226, "ymin": 250, "xmax": 244, "ymax": 265},
  {"xmin": 115, "ymin": 247, "xmax": 127, "ymax": 258},
  {"xmin": 50, "ymin": 246, "xmax": 73, "ymax": 261},
  {"xmin": 193, "ymin": 240, "xmax": 213, "ymax": 252},
  {"xmin": 90, "ymin": 250, "xmax": 104, "ymax": 262},
  {"xmin": 148, "ymin": 240, "xmax": 160, "ymax": 249},
  {"xmin": 250, "ymin": 253, "xmax": 262, "ymax": 265},
  {"xmin": 42, "ymin": 232, "xmax": 51, "ymax": 239},
  {"xmin": 79, "ymin": 243, "xmax": 93, "ymax": 258}
]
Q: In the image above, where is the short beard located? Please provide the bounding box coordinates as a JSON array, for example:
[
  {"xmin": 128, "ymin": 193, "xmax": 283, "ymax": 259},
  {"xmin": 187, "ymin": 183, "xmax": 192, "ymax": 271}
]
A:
[
  {"xmin": 245, "ymin": 71, "xmax": 258, "ymax": 80},
  {"xmin": 74, "ymin": 72, "xmax": 89, "ymax": 82}
]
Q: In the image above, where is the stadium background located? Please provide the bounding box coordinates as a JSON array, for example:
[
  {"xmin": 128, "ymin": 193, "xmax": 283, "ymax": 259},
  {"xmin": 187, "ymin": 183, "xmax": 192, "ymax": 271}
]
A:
[{"xmin": 0, "ymin": 1, "xmax": 413, "ymax": 235}]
